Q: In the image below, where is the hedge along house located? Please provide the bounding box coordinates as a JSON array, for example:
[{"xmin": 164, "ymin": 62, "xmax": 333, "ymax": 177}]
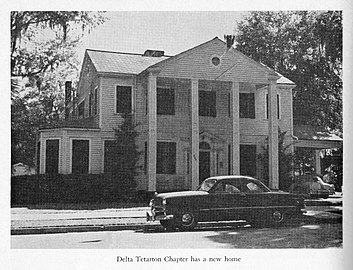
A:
[{"xmin": 38, "ymin": 37, "xmax": 307, "ymax": 192}]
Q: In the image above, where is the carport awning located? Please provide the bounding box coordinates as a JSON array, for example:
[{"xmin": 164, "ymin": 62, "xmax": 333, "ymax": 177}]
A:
[{"xmin": 294, "ymin": 125, "xmax": 343, "ymax": 149}]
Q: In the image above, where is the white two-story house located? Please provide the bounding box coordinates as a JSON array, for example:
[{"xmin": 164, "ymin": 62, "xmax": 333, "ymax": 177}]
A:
[{"xmin": 38, "ymin": 37, "xmax": 337, "ymax": 192}]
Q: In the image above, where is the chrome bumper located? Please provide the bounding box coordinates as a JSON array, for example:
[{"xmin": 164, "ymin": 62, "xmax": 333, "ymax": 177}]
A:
[{"xmin": 146, "ymin": 210, "xmax": 174, "ymax": 222}]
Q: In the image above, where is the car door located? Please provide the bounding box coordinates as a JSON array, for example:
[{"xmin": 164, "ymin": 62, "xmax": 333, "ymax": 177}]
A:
[
  {"xmin": 241, "ymin": 180, "xmax": 279, "ymax": 220},
  {"xmin": 205, "ymin": 180, "xmax": 247, "ymax": 222}
]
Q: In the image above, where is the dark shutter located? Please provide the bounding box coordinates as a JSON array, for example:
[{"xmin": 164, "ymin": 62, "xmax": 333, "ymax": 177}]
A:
[
  {"xmin": 45, "ymin": 139, "xmax": 59, "ymax": 174},
  {"xmin": 88, "ymin": 93, "xmax": 92, "ymax": 117},
  {"xmin": 277, "ymin": 94, "xmax": 280, "ymax": 119},
  {"xmin": 94, "ymin": 88, "xmax": 98, "ymax": 115},
  {"xmin": 72, "ymin": 140, "xmax": 89, "ymax": 174},
  {"xmin": 36, "ymin": 141, "xmax": 40, "ymax": 174}
]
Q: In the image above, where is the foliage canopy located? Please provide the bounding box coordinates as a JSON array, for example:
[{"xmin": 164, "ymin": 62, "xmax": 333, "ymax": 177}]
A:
[
  {"xmin": 11, "ymin": 11, "xmax": 106, "ymax": 166},
  {"xmin": 235, "ymin": 11, "xmax": 342, "ymax": 134}
]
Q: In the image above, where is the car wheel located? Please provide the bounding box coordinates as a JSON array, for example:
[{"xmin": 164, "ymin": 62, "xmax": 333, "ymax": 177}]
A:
[
  {"xmin": 178, "ymin": 212, "xmax": 197, "ymax": 231},
  {"xmin": 269, "ymin": 210, "xmax": 286, "ymax": 225},
  {"xmin": 160, "ymin": 220, "xmax": 176, "ymax": 231}
]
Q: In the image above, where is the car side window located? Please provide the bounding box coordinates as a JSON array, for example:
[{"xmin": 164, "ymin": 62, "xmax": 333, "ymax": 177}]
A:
[
  {"xmin": 225, "ymin": 184, "xmax": 240, "ymax": 193},
  {"xmin": 213, "ymin": 183, "xmax": 225, "ymax": 193},
  {"xmin": 213, "ymin": 182, "xmax": 240, "ymax": 193},
  {"xmin": 246, "ymin": 182, "xmax": 264, "ymax": 193}
]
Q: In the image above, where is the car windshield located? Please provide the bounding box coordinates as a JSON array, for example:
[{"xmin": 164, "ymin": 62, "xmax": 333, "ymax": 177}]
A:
[{"xmin": 197, "ymin": 178, "xmax": 218, "ymax": 192}]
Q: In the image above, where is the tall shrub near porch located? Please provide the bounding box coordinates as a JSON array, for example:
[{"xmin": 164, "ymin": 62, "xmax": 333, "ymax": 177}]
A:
[{"xmin": 112, "ymin": 113, "xmax": 140, "ymax": 197}]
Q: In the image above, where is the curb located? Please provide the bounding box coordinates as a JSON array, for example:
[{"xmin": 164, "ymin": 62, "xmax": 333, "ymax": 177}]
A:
[{"xmin": 11, "ymin": 223, "xmax": 159, "ymax": 235}]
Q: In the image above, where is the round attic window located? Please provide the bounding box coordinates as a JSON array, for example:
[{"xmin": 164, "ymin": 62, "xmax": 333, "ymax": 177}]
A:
[{"xmin": 211, "ymin": 56, "xmax": 221, "ymax": 66}]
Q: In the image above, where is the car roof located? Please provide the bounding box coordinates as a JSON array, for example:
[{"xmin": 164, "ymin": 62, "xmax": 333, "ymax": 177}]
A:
[{"xmin": 206, "ymin": 175, "xmax": 257, "ymax": 181}]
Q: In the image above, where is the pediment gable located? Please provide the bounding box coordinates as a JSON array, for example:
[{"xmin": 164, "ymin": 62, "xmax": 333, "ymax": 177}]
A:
[
  {"xmin": 151, "ymin": 37, "xmax": 273, "ymax": 83},
  {"xmin": 199, "ymin": 131, "xmax": 224, "ymax": 144}
]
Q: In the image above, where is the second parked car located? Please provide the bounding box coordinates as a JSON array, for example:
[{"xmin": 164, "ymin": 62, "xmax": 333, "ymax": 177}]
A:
[{"xmin": 288, "ymin": 175, "xmax": 335, "ymax": 199}]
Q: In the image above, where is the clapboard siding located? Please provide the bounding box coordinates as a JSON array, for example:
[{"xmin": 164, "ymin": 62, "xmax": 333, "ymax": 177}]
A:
[
  {"xmin": 157, "ymin": 38, "xmax": 269, "ymax": 83},
  {"xmin": 100, "ymin": 76, "xmax": 136, "ymax": 132},
  {"xmin": 74, "ymin": 54, "xmax": 100, "ymax": 128}
]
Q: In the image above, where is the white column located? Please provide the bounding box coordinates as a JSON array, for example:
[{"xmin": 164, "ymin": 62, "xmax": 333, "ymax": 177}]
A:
[
  {"xmin": 191, "ymin": 79, "xmax": 199, "ymax": 190},
  {"xmin": 231, "ymin": 82, "xmax": 240, "ymax": 175},
  {"xmin": 315, "ymin": 150, "xmax": 322, "ymax": 175},
  {"xmin": 147, "ymin": 71, "xmax": 158, "ymax": 191},
  {"xmin": 268, "ymin": 75, "xmax": 280, "ymax": 189}
]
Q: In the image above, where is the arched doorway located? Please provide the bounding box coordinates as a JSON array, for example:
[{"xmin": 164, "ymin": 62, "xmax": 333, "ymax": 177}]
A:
[{"xmin": 199, "ymin": 141, "xmax": 211, "ymax": 183}]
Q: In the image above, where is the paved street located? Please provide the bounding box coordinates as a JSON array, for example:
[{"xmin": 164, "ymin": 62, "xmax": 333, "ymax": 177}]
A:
[
  {"xmin": 10, "ymin": 194, "xmax": 343, "ymax": 248},
  {"xmin": 11, "ymin": 218, "xmax": 342, "ymax": 249}
]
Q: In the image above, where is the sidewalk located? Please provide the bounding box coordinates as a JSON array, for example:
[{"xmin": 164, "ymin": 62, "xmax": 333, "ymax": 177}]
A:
[
  {"xmin": 11, "ymin": 194, "xmax": 342, "ymax": 235},
  {"xmin": 11, "ymin": 206, "xmax": 151, "ymax": 235}
]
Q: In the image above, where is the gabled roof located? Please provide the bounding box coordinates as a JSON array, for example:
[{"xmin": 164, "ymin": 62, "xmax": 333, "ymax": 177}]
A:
[
  {"xmin": 85, "ymin": 37, "xmax": 294, "ymax": 84},
  {"xmin": 259, "ymin": 63, "xmax": 295, "ymax": 85},
  {"xmin": 86, "ymin": 49, "xmax": 169, "ymax": 75},
  {"xmin": 276, "ymin": 73, "xmax": 295, "ymax": 85}
]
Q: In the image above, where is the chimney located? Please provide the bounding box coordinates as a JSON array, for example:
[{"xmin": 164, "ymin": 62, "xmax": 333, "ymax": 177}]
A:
[
  {"xmin": 143, "ymin": 50, "xmax": 165, "ymax": 57},
  {"xmin": 65, "ymin": 81, "xmax": 72, "ymax": 120},
  {"xmin": 224, "ymin": 35, "xmax": 235, "ymax": 49}
]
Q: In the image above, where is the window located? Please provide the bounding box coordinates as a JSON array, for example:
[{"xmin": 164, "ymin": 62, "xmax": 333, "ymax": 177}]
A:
[
  {"xmin": 240, "ymin": 144, "xmax": 257, "ymax": 177},
  {"xmin": 45, "ymin": 139, "xmax": 59, "ymax": 174},
  {"xmin": 211, "ymin": 56, "xmax": 220, "ymax": 66},
  {"xmin": 246, "ymin": 182, "xmax": 265, "ymax": 193},
  {"xmin": 116, "ymin": 86, "xmax": 132, "ymax": 113},
  {"xmin": 72, "ymin": 140, "xmax": 89, "ymax": 174},
  {"xmin": 157, "ymin": 87, "xmax": 175, "ymax": 115},
  {"xmin": 214, "ymin": 182, "xmax": 240, "ymax": 194},
  {"xmin": 78, "ymin": 101, "xmax": 85, "ymax": 118},
  {"xmin": 199, "ymin": 91, "xmax": 216, "ymax": 117},
  {"xmin": 266, "ymin": 94, "xmax": 280, "ymax": 119},
  {"xmin": 239, "ymin": 93, "xmax": 255, "ymax": 119},
  {"xmin": 157, "ymin": 142, "xmax": 176, "ymax": 174}
]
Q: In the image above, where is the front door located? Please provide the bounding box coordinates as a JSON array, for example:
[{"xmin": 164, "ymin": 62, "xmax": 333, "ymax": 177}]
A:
[{"xmin": 199, "ymin": 151, "xmax": 210, "ymax": 183}]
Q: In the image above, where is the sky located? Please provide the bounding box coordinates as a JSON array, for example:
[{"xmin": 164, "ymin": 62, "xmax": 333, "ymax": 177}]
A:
[{"xmin": 77, "ymin": 11, "xmax": 247, "ymax": 58}]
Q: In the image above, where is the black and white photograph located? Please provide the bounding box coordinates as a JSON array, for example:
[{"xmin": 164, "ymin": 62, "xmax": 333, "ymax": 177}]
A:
[{"xmin": 3, "ymin": 0, "xmax": 352, "ymax": 269}]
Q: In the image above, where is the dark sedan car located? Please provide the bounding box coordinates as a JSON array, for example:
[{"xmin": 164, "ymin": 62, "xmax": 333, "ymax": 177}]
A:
[{"xmin": 146, "ymin": 176, "xmax": 306, "ymax": 231}]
